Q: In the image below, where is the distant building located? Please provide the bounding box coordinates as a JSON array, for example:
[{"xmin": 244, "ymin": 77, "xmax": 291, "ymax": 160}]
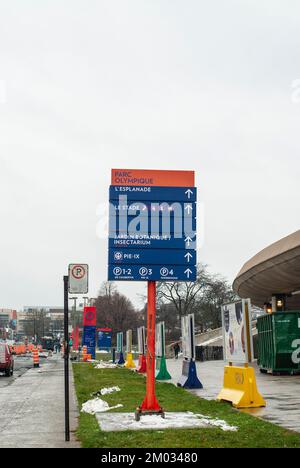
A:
[
  {"xmin": 18, "ymin": 306, "xmax": 68, "ymax": 338},
  {"xmin": 0, "ymin": 309, "xmax": 17, "ymax": 340}
]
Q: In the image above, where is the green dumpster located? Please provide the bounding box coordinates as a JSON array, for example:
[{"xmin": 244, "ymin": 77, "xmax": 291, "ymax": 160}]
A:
[{"xmin": 257, "ymin": 311, "xmax": 300, "ymax": 375}]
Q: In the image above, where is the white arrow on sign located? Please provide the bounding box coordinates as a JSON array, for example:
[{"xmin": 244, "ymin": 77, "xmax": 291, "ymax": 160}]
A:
[
  {"xmin": 185, "ymin": 204, "xmax": 193, "ymax": 215},
  {"xmin": 184, "ymin": 268, "xmax": 193, "ymax": 279},
  {"xmin": 185, "ymin": 189, "xmax": 194, "ymax": 199},
  {"xmin": 184, "ymin": 252, "xmax": 193, "ymax": 263},
  {"xmin": 185, "ymin": 236, "xmax": 193, "ymax": 247}
]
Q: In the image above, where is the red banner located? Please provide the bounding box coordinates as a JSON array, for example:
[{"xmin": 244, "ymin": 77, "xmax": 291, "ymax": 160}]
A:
[{"xmin": 83, "ymin": 306, "xmax": 97, "ymax": 327}]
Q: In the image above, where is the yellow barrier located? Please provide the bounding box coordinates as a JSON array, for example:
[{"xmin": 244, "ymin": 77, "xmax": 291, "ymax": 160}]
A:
[
  {"xmin": 125, "ymin": 353, "xmax": 136, "ymax": 369},
  {"xmin": 217, "ymin": 365, "xmax": 266, "ymax": 409}
]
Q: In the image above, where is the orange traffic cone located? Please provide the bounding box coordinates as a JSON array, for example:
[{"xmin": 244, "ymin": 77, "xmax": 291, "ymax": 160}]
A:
[
  {"xmin": 32, "ymin": 347, "xmax": 40, "ymax": 368},
  {"xmin": 82, "ymin": 345, "xmax": 88, "ymax": 362}
]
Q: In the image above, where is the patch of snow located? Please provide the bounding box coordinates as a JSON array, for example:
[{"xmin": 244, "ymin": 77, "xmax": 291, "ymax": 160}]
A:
[
  {"xmin": 81, "ymin": 398, "xmax": 123, "ymax": 415},
  {"xmin": 192, "ymin": 413, "xmax": 238, "ymax": 432},
  {"xmin": 96, "ymin": 412, "xmax": 238, "ymax": 432},
  {"xmin": 100, "ymin": 386, "xmax": 121, "ymax": 396},
  {"xmin": 94, "ymin": 361, "xmax": 118, "ymax": 369}
]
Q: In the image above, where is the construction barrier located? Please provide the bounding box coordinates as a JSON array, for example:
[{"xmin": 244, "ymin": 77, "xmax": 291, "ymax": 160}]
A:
[
  {"xmin": 32, "ymin": 347, "xmax": 40, "ymax": 368},
  {"xmin": 82, "ymin": 345, "xmax": 88, "ymax": 362},
  {"xmin": 217, "ymin": 365, "xmax": 266, "ymax": 409}
]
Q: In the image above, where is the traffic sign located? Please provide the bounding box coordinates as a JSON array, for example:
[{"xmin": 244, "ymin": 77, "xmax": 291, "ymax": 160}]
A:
[
  {"xmin": 109, "ymin": 186, "xmax": 197, "ymax": 202},
  {"xmin": 109, "ymin": 248, "xmax": 197, "ymax": 265},
  {"xmin": 108, "ymin": 169, "xmax": 197, "ymax": 283},
  {"xmin": 68, "ymin": 264, "xmax": 89, "ymax": 294},
  {"xmin": 109, "ymin": 234, "xmax": 196, "ymax": 250},
  {"xmin": 109, "ymin": 170, "xmax": 198, "ymax": 418},
  {"xmin": 82, "ymin": 326, "xmax": 96, "ymax": 359},
  {"xmin": 108, "ymin": 265, "xmax": 197, "ymax": 281},
  {"xmin": 109, "ymin": 216, "xmax": 197, "ymax": 235},
  {"xmin": 109, "ymin": 200, "xmax": 196, "ymax": 217},
  {"xmin": 111, "ymin": 169, "xmax": 195, "ymax": 187}
]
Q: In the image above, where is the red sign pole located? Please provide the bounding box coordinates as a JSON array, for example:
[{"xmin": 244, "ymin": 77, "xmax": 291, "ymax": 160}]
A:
[{"xmin": 136, "ymin": 281, "xmax": 164, "ymax": 420}]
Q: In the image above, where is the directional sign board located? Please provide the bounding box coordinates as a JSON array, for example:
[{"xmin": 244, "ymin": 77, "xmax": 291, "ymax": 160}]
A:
[
  {"xmin": 108, "ymin": 169, "xmax": 197, "ymax": 282},
  {"xmin": 68, "ymin": 264, "xmax": 89, "ymax": 294}
]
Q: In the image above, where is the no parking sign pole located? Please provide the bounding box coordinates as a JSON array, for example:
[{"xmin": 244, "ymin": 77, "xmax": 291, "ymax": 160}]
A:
[
  {"xmin": 63, "ymin": 275, "xmax": 70, "ymax": 442},
  {"xmin": 64, "ymin": 263, "xmax": 88, "ymax": 442}
]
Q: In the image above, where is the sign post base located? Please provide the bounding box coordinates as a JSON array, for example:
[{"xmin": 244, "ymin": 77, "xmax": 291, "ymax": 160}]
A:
[
  {"xmin": 156, "ymin": 356, "xmax": 172, "ymax": 381},
  {"xmin": 217, "ymin": 365, "xmax": 266, "ymax": 408},
  {"xmin": 118, "ymin": 352, "xmax": 125, "ymax": 365},
  {"xmin": 137, "ymin": 355, "xmax": 147, "ymax": 373},
  {"xmin": 135, "ymin": 407, "xmax": 165, "ymax": 422},
  {"xmin": 112, "ymin": 348, "xmax": 116, "ymax": 364},
  {"xmin": 137, "ymin": 281, "xmax": 164, "ymax": 419},
  {"xmin": 125, "ymin": 353, "xmax": 136, "ymax": 369},
  {"xmin": 177, "ymin": 359, "xmax": 203, "ymax": 389}
]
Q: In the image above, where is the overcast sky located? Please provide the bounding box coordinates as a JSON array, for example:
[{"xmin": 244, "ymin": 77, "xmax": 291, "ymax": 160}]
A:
[{"xmin": 1, "ymin": 1, "xmax": 300, "ymax": 310}]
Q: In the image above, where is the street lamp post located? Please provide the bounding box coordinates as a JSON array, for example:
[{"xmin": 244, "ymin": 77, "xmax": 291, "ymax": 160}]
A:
[{"xmin": 69, "ymin": 297, "xmax": 78, "ymax": 333}]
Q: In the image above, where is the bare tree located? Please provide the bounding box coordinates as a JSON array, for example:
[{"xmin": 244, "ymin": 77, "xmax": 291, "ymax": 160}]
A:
[
  {"xmin": 157, "ymin": 264, "xmax": 211, "ymax": 320},
  {"xmin": 23, "ymin": 309, "xmax": 51, "ymax": 341},
  {"xmin": 156, "ymin": 263, "xmax": 238, "ymax": 336},
  {"xmin": 95, "ymin": 282, "xmax": 143, "ymax": 344},
  {"xmin": 195, "ymin": 276, "xmax": 238, "ymax": 330}
]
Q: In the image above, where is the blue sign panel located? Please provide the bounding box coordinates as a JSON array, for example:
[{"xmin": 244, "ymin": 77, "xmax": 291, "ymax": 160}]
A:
[
  {"xmin": 109, "ymin": 216, "xmax": 197, "ymax": 235},
  {"xmin": 110, "ymin": 186, "xmax": 197, "ymax": 202},
  {"xmin": 83, "ymin": 326, "xmax": 96, "ymax": 359},
  {"xmin": 109, "ymin": 200, "xmax": 196, "ymax": 217},
  {"xmin": 98, "ymin": 330, "xmax": 112, "ymax": 350},
  {"xmin": 109, "ymin": 248, "xmax": 197, "ymax": 266},
  {"xmin": 108, "ymin": 181, "xmax": 197, "ymax": 282},
  {"xmin": 108, "ymin": 265, "xmax": 197, "ymax": 282},
  {"xmin": 109, "ymin": 234, "xmax": 196, "ymax": 250}
]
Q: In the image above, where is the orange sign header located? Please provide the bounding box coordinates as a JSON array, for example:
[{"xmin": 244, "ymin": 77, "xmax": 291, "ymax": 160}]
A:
[{"xmin": 111, "ymin": 169, "xmax": 195, "ymax": 187}]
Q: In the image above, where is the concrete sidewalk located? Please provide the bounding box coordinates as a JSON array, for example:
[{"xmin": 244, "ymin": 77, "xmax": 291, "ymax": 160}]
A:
[
  {"xmin": 0, "ymin": 355, "xmax": 80, "ymax": 448},
  {"xmin": 166, "ymin": 358, "xmax": 300, "ymax": 433}
]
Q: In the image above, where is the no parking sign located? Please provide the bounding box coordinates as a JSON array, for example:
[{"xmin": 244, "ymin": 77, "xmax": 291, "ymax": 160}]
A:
[{"xmin": 68, "ymin": 264, "xmax": 89, "ymax": 294}]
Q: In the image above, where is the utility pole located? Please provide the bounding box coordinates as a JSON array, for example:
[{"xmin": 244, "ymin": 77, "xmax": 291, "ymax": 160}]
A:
[
  {"xmin": 69, "ymin": 297, "xmax": 78, "ymax": 332},
  {"xmin": 63, "ymin": 276, "xmax": 70, "ymax": 442}
]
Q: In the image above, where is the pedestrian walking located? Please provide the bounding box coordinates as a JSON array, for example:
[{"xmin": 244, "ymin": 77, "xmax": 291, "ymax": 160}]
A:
[{"xmin": 174, "ymin": 343, "xmax": 180, "ymax": 360}]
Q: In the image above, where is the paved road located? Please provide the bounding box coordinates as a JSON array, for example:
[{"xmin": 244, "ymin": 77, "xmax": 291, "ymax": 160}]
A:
[
  {"xmin": 0, "ymin": 355, "xmax": 79, "ymax": 448},
  {"xmin": 0, "ymin": 356, "xmax": 33, "ymax": 388},
  {"xmin": 167, "ymin": 358, "xmax": 300, "ymax": 433}
]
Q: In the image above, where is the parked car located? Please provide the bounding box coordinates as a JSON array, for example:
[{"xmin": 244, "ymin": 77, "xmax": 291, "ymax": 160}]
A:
[{"xmin": 0, "ymin": 342, "xmax": 14, "ymax": 377}]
